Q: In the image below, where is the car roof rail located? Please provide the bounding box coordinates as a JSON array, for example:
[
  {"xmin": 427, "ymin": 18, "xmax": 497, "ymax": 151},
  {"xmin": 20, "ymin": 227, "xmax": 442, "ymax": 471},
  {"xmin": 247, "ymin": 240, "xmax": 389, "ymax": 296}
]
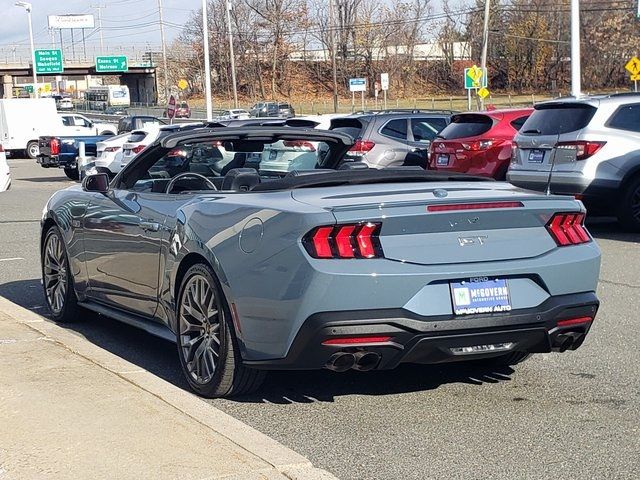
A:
[
  {"xmin": 603, "ymin": 92, "xmax": 640, "ymax": 98},
  {"xmin": 351, "ymin": 108, "xmax": 457, "ymax": 115}
]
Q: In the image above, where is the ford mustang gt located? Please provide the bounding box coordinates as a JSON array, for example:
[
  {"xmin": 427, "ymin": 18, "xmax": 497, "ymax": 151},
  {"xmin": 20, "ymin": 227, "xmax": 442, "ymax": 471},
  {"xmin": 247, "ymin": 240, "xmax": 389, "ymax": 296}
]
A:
[{"xmin": 40, "ymin": 127, "xmax": 601, "ymax": 397}]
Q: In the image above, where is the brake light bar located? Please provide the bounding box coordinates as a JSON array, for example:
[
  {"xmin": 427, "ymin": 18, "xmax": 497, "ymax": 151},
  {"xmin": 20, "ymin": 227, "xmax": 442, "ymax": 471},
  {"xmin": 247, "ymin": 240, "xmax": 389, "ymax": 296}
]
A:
[
  {"xmin": 304, "ymin": 223, "xmax": 383, "ymax": 259},
  {"xmin": 428, "ymin": 201, "xmax": 524, "ymax": 212},
  {"xmin": 322, "ymin": 335, "xmax": 392, "ymax": 346},
  {"xmin": 546, "ymin": 213, "xmax": 591, "ymax": 246},
  {"xmin": 556, "ymin": 141, "xmax": 605, "ymax": 160},
  {"xmin": 557, "ymin": 316, "xmax": 593, "ymax": 328}
]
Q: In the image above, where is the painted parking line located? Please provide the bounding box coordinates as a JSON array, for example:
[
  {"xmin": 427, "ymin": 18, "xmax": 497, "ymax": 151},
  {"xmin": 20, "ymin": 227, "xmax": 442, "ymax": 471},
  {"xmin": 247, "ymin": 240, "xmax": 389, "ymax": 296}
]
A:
[{"xmin": 0, "ymin": 257, "xmax": 25, "ymax": 262}]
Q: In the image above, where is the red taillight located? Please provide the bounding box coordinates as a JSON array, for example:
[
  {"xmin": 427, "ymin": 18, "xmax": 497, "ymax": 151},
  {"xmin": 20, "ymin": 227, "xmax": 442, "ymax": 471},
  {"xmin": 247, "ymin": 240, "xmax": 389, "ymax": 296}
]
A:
[
  {"xmin": 282, "ymin": 140, "xmax": 316, "ymax": 151},
  {"xmin": 50, "ymin": 138, "xmax": 60, "ymax": 156},
  {"xmin": 132, "ymin": 144, "xmax": 146, "ymax": 154},
  {"xmin": 546, "ymin": 213, "xmax": 590, "ymax": 246},
  {"xmin": 557, "ymin": 316, "xmax": 593, "ymax": 328},
  {"xmin": 304, "ymin": 223, "xmax": 383, "ymax": 259},
  {"xmin": 427, "ymin": 201, "xmax": 524, "ymax": 212},
  {"xmin": 461, "ymin": 139, "xmax": 503, "ymax": 151},
  {"xmin": 322, "ymin": 335, "xmax": 392, "ymax": 346},
  {"xmin": 0, "ymin": 143, "xmax": 4, "ymax": 152},
  {"xmin": 556, "ymin": 141, "xmax": 605, "ymax": 160},
  {"xmin": 348, "ymin": 139, "xmax": 375, "ymax": 156},
  {"xmin": 104, "ymin": 146, "xmax": 121, "ymax": 153}
]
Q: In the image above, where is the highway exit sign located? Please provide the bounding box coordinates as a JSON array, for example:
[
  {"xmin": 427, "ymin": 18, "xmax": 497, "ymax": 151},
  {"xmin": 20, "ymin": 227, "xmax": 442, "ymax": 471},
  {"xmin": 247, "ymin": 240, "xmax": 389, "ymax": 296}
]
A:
[
  {"xmin": 34, "ymin": 49, "xmax": 63, "ymax": 74},
  {"xmin": 95, "ymin": 56, "xmax": 129, "ymax": 73}
]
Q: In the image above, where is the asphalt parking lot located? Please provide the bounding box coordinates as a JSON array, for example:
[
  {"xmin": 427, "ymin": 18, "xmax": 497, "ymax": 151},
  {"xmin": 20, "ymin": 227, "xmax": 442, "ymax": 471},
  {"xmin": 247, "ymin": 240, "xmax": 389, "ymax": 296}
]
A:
[{"xmin": 1, "ymin": 158, "xmax": 638, "ymax": 480}]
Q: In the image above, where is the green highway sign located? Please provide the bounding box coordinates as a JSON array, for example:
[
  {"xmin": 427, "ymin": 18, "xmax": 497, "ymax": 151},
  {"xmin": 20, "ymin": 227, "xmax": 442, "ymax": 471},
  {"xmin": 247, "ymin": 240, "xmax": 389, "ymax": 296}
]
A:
[
  {"xmin": 95, "ymin": 56, "xmax": 129, "ymax": 73},
  {"xmin": 34, "ymin": 49, "xmax": 63, "ymax": 74}
]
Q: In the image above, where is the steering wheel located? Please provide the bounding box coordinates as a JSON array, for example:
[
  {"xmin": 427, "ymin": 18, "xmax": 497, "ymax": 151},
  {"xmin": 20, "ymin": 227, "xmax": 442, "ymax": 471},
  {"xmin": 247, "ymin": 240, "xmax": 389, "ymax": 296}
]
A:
[{"xmin": 165, "ymin": 172, "xmax": 217, "ymax": 194}]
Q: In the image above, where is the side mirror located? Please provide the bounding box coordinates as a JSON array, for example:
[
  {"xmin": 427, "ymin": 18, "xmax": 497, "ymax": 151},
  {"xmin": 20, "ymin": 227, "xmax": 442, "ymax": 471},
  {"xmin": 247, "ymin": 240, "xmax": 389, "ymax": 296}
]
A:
[{"xmin": 82, "ymin": 173, "xmax": 110, "ymax": 193}]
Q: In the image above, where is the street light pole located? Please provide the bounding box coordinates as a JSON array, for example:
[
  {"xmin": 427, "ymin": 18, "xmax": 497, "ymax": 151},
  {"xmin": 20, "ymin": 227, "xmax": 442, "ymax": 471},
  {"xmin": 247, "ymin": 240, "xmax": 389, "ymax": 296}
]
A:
[
  {"xmin": 15, "ymin": 2, "xmax": 38, "ymax": 98},
  {"xmin": 226, "ymin": 0, "xmax": 238, "ymax": 108},
  {"xmin": 158, "ymin": 0, "xmax": 170, "ymax": 103},
  {"xmin": 479, "ymin": 0, "xmax": 490, "ymax": 110},
  {"xmin": 202, "ymin": 0, "xmax": 213, "ymax": 120},
  {"xmin": 570, "ymin": 0, "xmax": 581, "ymax": 97}
]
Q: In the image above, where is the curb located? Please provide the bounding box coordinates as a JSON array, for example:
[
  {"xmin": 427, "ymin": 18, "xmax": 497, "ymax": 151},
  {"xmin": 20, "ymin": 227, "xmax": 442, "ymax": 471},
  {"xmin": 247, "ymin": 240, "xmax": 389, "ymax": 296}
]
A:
[{"xmin": 0, "ymin": 296, "xmax": 338, "ymax": 480}]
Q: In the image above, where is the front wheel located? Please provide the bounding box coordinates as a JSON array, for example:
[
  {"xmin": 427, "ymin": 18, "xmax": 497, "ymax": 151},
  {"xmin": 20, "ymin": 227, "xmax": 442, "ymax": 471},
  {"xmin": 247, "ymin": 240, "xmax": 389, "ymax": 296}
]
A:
[
  {"xmin": 176, "ymin": 263, "xmax": 265, "ymax": 398},
  {"xmin": 41, "ymin": 226, "xmax": 82, "ymax": 322},
  {"xmin": 64, "ymin": 168, "xmax": 79, "ymax": 181},
  {"xmin": 617, "ymin": 176, "xmax": 640, "ymax": 232}
]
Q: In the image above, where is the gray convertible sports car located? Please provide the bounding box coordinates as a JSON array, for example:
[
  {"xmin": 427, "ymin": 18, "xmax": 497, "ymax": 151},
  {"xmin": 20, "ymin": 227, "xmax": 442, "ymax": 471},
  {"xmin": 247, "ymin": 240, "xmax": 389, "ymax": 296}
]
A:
[{"xmin": 40, "ymin": 127, "xmax": 601, "ymax": 397}]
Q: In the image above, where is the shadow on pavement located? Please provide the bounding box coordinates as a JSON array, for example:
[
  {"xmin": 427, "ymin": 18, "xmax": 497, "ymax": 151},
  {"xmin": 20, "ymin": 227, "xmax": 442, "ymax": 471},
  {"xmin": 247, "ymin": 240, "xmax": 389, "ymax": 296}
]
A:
[
  {"xmin": 586, "ymin": 217, "xmax": 639, "ymax": 243},
  {"xmin": 0, "ymin": 278, "xmax": 517, "ymax": 403},
  {"xmin": 18, "ymin": 176, "xmax": 71, "ymax": 183}
]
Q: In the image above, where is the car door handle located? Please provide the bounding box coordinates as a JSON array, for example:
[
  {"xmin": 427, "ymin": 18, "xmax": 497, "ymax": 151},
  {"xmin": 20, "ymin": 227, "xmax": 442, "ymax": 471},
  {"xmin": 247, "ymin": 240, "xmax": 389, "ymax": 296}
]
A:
[{"xmin": 139, "ymin": 221, "xmax": 160, "ymax": 232}]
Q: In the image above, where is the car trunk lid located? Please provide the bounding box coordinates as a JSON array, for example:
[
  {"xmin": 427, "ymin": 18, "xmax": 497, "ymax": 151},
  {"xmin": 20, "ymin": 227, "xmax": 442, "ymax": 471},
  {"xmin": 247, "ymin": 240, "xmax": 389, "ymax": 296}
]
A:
[{"xmin": 293, "ymin": 182, "xmax": 579, "ymax": 265}]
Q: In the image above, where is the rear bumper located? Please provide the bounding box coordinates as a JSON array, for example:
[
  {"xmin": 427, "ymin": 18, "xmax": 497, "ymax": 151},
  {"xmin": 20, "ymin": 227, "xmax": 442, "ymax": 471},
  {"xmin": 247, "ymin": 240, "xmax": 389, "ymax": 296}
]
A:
[
  {"xmin": 507, "ymin": 169, "xmax": 620, "ymax": 200},
  {"xmin": 244, "ymin": 292, "xmax": 599, "ymax": 370},
  {"xmin": 37, "ymin": 156, "xmax": 76, "ymax": 169}
]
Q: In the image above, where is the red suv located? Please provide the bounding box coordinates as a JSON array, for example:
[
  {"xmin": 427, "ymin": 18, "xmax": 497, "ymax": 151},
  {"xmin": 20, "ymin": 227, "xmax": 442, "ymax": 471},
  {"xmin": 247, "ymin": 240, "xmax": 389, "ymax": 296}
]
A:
[{"xmin": 429, "ymin": 108, "xmax": 532, "ymax": 179}]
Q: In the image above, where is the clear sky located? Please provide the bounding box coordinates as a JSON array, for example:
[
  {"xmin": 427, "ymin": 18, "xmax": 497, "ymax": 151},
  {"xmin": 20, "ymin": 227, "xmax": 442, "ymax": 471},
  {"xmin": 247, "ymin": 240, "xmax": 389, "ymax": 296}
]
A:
[{"xmin": 0, "ymin": 0, "xmax": 201, "ymax": 50}]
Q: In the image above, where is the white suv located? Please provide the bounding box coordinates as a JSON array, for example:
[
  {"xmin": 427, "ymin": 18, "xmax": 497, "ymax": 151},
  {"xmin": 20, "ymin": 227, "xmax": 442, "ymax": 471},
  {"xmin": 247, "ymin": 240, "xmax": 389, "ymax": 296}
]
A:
[{"xmin": 507, "ymin": 93, "xmax": 640, "ymax": 231}]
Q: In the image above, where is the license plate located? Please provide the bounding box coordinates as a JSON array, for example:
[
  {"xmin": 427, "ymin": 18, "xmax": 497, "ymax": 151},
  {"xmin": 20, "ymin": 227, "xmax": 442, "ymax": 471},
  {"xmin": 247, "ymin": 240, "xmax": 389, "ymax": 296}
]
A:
[
  {"xmin": 437, "ymin": 154, "xmax": 449, "ymax": 166},
  {"xmin": 528, "ymin": 149, "xmax": 545, "ymax": 163},
  {"xmin": 269, "ymin": 150, "xmax": 278, "ymax": 160},
  {"xmin": 450, "ymin": 278, "xmax": 511, "ymax": 315}
]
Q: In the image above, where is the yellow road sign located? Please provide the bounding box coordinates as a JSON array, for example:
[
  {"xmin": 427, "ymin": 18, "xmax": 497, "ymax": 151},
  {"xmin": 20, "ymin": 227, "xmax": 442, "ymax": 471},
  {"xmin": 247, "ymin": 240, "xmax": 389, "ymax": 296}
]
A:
[
  {"xmin": 632, "ymin": 74, "xmax": 640, "ymax": 81},
  {"xmin": 43, "ymin": 84, "xmax": 51, "ymax": 92},
  {"xmin": 177, "ymin": 79, "xmax": 188, "ymax": 90},
  {"xmin": 625, "ymin": 57, "xmax": 640, "ymax": 76},
  {"xmin": 467, "ymin": 65, "xmax": 483, "ymax": 83},
  {"xmin": 477, "ymin": 87, "xmax": 490, "ymax": 99}
]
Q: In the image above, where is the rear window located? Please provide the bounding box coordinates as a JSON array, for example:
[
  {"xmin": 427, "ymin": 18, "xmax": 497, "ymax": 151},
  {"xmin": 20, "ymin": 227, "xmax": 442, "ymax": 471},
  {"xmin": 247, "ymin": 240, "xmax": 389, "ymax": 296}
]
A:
[
  {"xmin": 411, "ymin": 117, "xmax": 448, "ymax": 142},
  {"xmin": 330, "ymin": 118, "xmax": 365, "ymax": 138},
  {"xmin": 128, "ymin": 132, "xmax": 147, "ymax": 143},
  {"xmin": 438, "ymin": 114, "xmax": 493, "ymax": 139},
  {"xmin": 519, "ymin": 103, "xmax": 597, "ymax": 135},
  {"xmin": 607, "ymin": 103, "xmax": 640, "ymax": 133}
]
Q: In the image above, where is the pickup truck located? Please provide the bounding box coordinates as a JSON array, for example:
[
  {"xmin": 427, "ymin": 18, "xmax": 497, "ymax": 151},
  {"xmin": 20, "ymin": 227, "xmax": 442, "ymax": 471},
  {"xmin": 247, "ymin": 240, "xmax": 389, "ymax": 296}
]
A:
[{"xmin": 37, "ymin": 134, "xmax": 110, "ymax": 180}]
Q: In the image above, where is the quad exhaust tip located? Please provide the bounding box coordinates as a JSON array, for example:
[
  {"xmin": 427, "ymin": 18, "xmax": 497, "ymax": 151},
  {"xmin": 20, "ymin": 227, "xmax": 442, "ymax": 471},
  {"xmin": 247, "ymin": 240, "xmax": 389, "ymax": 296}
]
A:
[{"xmin": 325, "ymin": 351, "xmax": 381, "ymax": 372}]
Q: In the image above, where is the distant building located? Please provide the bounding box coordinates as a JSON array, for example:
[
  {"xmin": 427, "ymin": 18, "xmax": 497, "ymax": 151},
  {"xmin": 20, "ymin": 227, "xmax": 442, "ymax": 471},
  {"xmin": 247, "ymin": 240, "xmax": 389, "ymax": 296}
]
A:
[{"xmin": 288, "ymin": 42, "xmax": 471, "ymax": 62}]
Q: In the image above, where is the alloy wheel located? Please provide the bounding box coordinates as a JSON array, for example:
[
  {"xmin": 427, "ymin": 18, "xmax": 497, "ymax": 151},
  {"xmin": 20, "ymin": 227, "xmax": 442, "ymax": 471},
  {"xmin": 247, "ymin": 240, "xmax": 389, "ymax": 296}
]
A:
[
  {"xmin": 43, "ymin": 232, "xmax": 67, "ymax": 314},
  {"xmin": 179, "ymin": 274, "xmax": 222, "ymax": 385}
]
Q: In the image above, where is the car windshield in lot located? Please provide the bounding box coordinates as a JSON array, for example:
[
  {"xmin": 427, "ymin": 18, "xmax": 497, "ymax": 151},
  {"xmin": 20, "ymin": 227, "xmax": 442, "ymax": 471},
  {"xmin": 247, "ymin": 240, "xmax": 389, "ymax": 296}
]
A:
[
  {"xmin": 518, "ymin": 103, "xmax": 597, "ymax": 135},
  {"xmin": 437, "ymin": 114, "xmax": 493, "ymax": 139}
]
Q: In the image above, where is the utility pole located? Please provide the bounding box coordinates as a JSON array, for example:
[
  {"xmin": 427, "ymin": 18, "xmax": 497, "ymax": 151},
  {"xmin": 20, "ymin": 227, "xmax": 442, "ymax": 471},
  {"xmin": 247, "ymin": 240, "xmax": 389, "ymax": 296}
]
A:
[
  {"xmin": 479, "ymin": 0, "xmax": 490, "ymax": 110},
  {"xmin": 328, "ymin": 0, "xmax": 338, "ymax": 113},
  {"xmin": 202, "ymin": 0, "xmax": 213, "ymax": 120},
  {"xmin": 570, "ymin": 0, "xmax": 581, "ymax": 97},
  {"xmin": 91, "ymin": 4, "xmax": 105, "ymax": 54},
  {"xmin": 226, "ymin": 0, "xmax": 238, "ymax": 108},
  {"xmin": 15, "ymin": 2, "xmax": 38, "ymax": 98},
  {"xmin": 157, "ymin": 0, "xmax": 169, "ymax": 102}
]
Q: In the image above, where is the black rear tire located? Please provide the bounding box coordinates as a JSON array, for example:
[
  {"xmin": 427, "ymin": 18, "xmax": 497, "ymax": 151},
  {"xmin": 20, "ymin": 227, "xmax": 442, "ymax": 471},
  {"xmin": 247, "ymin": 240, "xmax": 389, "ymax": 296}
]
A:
[
  {"xmin": 176, "ymin": 263, "xmax": 265, "ymax": 398},
  {"xmin": 64, "ymin": 168, "xmax": 79, "ymax": 181},
  {"xmin": 41, "ymin": 226, "xmax": 83, "ymax": 323},
  {"xmin": 617, "ymin": 176, "xmax": 640, "ymax": 232}
]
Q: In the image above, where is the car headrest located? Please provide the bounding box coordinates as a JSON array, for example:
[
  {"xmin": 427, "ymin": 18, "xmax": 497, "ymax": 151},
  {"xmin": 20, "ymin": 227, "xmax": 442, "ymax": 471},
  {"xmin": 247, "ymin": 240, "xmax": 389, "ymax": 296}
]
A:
[{"xmin": 222, "ymin": 168, "xmax": 260, "ymax": 192}]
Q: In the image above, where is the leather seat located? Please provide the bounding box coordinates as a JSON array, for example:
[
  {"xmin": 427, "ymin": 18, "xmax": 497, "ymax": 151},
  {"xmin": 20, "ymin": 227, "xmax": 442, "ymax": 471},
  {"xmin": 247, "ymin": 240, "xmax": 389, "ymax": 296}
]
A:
[{"xmin": 221, "ymin": 168, "xmax": 260, "ymax": 191}]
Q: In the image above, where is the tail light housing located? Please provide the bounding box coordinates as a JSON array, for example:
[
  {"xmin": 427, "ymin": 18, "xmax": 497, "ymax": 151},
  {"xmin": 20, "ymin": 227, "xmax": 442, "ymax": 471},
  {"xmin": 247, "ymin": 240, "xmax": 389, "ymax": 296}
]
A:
[
  {"xmin": 556, "ymin": 141, "xmax": 605, "ymax": 160},
  {"xmin": 50, "ymin": 138, "xmax": 60, "ymax": 156},
  {"xmin": 131, "ymin": 144, "xmax": 146, "ymax": 154},
  {"xmin": 461, "ymin": 139, "xmax": 503, "ymax": 151},
  {"xmin": 103, "ymin": 146, "xmax": 121, "ymax": 153},
  {"xmin": 282, "ymin": 140, "xmax": 316, "ymax": 151},
  {"xmin": 303, "ymin": 223, "xmax": 383, "ymax": 259},
  {"xmin": 0, "ymin": 143, "xmax": 4, "ymax": 152},
  {"xmin": 546, "ymin": 213, "xmax": 591, "ymax": 246},
  {"xmin": 348, "ymin": 139, "xmax": 375, "ymax": 156}
]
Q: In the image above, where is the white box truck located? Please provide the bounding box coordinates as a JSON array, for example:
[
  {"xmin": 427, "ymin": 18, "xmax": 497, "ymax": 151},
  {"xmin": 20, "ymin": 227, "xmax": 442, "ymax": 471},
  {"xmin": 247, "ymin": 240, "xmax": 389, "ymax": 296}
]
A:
[{"xmin": 0, "ymin": 98, "xmax": 64, "ymax": 159}]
